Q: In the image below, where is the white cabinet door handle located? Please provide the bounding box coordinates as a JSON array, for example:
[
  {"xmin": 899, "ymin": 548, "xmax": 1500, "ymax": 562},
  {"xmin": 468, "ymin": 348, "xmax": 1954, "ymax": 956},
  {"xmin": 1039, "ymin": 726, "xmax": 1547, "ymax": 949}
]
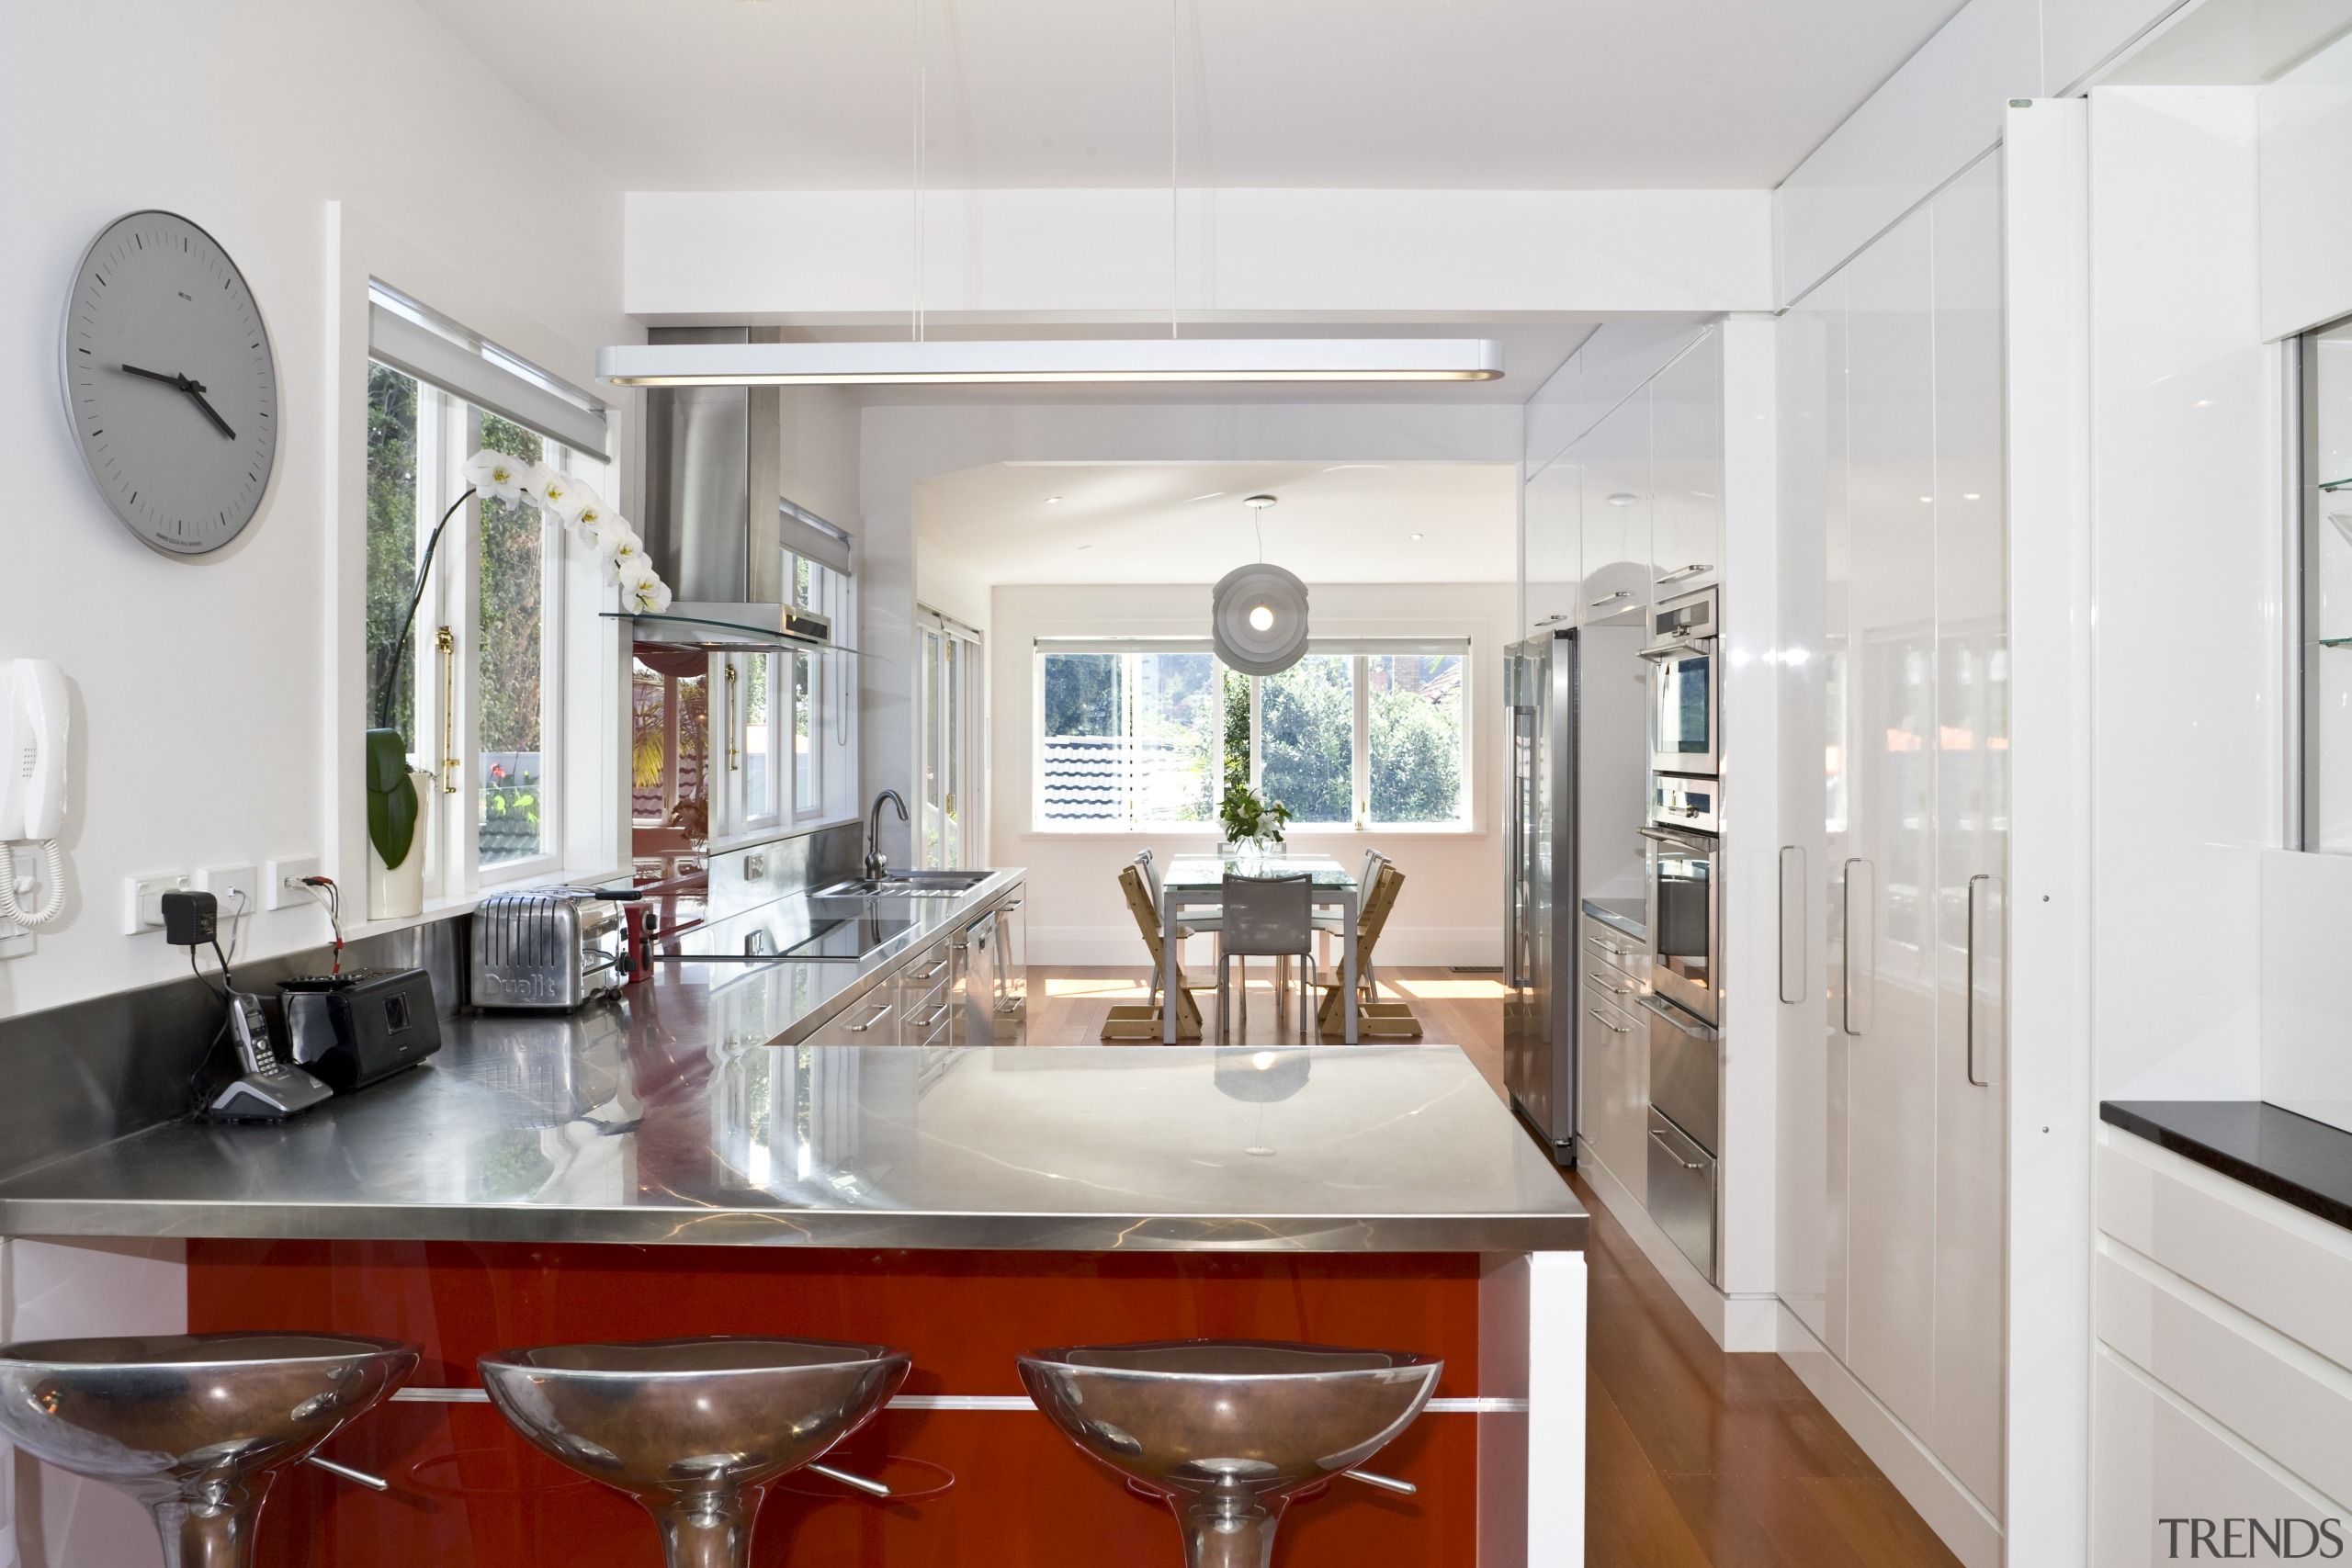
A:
[
  {"xmin": 1840, "ymin": 858, "xmax": 1872, "ymax": 1037},
  {"xmin": 1966, "ymin": 873, "xmax": 2002, "ymax": 1087}
]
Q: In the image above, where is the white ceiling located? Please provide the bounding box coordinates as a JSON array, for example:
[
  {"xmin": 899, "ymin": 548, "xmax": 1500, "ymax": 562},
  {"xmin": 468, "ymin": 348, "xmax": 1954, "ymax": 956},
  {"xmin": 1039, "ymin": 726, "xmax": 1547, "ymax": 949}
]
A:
[
  {"xmin": 418, "ymin": 0, "xmax": 1966, "ymax": 192},
  {"xmin": 915, "ymin": 459, "xmax": 1518, "ymax": 586}
]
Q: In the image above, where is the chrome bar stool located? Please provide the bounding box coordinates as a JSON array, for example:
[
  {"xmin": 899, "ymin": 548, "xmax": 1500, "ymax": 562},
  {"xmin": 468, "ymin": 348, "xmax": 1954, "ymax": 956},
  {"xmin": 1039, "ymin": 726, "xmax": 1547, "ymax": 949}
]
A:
[
  {"xmin": 1018, "ymin": 1338, "xmax": 1440, "ymax": 1568},
  {"xmin": 479, "ymin": 1336, "xmax": 910, "ymax": 1568},
  {"xmin": 0, "ymin": 1331, "xmax": 417, "ymax": 1568}
]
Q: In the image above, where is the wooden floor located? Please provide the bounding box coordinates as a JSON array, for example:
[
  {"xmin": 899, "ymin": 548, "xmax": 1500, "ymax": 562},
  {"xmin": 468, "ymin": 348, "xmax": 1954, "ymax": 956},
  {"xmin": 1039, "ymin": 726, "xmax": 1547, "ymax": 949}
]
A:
[{"xmin": 1024, "ymin": 965, "xmax": 1962, "ymax": 1568}]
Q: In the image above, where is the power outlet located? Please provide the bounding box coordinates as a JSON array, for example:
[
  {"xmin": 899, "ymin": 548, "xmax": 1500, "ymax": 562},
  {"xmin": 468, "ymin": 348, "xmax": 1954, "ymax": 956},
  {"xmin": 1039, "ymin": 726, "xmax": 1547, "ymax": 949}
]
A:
[
  {"xmin": 198, "ymin": 864, "xmax": 261, "ymax": 924},
  {"xmin": 743, "ymin": 853, "xmax": 767, "ymax": 881},
  {"xmin": 124, "ymin": 873, "xmax": 191, "ymax": 935},
  {"xmin": 266, "ymin": 856, "xmax": 322, "ymax": 911}
]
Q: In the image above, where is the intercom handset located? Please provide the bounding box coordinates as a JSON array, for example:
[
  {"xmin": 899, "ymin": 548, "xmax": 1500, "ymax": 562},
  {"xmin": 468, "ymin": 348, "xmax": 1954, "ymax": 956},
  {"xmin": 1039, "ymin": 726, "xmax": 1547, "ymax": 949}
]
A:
[{"xmin": 0, "ymin": 659, "xmax": 69, "ymax": 929}]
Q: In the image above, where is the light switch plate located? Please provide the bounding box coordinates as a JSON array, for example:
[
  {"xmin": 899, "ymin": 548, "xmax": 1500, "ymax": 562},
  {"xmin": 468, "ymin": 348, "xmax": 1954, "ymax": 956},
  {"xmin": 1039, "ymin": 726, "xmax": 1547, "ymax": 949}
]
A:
[
  {"xmin": 266, "ymin": 856, "xmax": 322, "ymax": 911},
  {"xmin": 124, "ymin": 873, "xmax": 190, "ymax": 935}
]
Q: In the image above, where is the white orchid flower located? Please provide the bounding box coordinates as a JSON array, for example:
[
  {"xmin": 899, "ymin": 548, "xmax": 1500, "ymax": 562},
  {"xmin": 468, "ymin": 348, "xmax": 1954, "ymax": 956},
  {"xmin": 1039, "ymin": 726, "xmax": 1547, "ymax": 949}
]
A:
[
  {"xmin": 594, "ymin": 519, "xmax": 645, "ymax": 583},
  {"xmin": 523, "ymin": 464, "xmax": 571, "ymax": 513},
  {"xmin": 618, "ymin": 557, "xmax": 672, "ymax": 615},
  {"xmin": 462, "ymin": 447, "xmax": 530, "ymax": 504},
  {"xmin": 557, "ymin": 479, "xmax": 611, "ymax": 532}
]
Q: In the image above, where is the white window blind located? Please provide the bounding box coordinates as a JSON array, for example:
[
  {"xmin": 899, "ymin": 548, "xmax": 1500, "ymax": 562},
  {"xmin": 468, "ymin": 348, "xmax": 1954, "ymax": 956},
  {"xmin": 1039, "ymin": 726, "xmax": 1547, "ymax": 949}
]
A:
[{"xmin": 367, "ymin": 295, "xmax": 608, "ymax": 462}]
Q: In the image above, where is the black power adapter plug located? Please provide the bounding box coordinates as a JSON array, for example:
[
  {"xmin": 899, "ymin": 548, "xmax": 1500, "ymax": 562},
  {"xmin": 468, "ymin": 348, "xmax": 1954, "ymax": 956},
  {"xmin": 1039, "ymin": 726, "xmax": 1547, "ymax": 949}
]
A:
[{"xmin": 161, "ymin": 889, "xmax": 219, "ymax": 948}]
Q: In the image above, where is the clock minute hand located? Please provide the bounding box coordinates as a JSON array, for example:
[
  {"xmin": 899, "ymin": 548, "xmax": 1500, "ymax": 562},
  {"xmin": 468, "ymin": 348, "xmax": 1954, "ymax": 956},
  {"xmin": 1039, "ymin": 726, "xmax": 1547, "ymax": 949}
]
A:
[
  {"xmin": 118, "ymin": 364, "xmax": 236, "ymax": 440},
  {"xmin": 180, "ymin": 381, "xmax": 236, "ymax": 441}
]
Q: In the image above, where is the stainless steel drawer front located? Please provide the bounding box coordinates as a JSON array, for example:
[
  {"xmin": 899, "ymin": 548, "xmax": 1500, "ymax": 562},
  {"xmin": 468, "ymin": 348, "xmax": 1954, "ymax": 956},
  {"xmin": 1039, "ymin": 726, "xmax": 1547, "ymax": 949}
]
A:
[
  {"xmin": 1640, "ymin": 992, "xmax": 1720, "ymax": 1156},
  {"xmin": 1645, "ymin": 1107, "xmax": 1719, "ymax": 1283}
]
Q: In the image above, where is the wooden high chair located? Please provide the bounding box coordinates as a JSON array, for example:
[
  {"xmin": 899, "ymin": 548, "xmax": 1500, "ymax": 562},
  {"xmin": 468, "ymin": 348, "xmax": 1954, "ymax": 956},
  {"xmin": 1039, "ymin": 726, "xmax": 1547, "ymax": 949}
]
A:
[
  {"xmin": 1311, "ymin": 862, "xmax": 1422, "ymax": 1039},
  {"xmin": 1101, "ymin": 863, "xmax": 1210, "ymax": 1041}
]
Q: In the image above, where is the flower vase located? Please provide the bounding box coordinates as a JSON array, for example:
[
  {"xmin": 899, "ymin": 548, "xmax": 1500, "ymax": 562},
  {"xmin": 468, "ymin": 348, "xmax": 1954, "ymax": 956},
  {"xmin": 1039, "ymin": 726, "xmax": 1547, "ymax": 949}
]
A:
[{"xmin": 368, "ymin": 769, "xmax": 432, "ymax": 920}]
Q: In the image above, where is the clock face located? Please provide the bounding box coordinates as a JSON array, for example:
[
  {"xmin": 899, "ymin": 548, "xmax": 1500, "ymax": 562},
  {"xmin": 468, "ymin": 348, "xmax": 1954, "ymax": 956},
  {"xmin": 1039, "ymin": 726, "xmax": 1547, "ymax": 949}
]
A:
[{"xmin": 61, "ymin": 210, "xmax": 279, "ymax": 557}]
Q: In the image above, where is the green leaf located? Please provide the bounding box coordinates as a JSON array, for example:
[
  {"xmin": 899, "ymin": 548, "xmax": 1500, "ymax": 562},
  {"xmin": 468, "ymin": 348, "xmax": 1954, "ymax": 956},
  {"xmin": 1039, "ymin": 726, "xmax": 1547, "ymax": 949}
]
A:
[{"xmin": 364, "ymin": 728, "xmax": 419, "ymax": 868}]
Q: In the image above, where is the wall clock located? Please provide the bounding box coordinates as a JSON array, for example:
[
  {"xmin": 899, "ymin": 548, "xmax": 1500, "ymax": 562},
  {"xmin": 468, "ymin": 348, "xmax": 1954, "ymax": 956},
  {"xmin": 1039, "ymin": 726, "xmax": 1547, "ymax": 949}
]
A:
[{"xmin": 62, "ymin": 210, "xmax": 278, "ymax": 557}]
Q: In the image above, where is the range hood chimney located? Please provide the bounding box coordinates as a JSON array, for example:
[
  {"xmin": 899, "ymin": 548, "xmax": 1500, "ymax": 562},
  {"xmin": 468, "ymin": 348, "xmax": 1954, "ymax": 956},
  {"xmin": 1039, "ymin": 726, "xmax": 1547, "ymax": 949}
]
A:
[{"xmin": 637, "ymin": 325, "xmax": 837, "ymax": 651}]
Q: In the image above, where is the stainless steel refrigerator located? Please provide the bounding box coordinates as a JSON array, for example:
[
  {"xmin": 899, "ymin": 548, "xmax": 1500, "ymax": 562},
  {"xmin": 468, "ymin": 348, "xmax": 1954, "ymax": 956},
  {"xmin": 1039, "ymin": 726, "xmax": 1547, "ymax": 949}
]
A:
[
  {"xmin": 1507, "ymin": 621, "xmax": 1649, "ymax": 1167},
  {"xmin": 1505, "ymin": 629, "xmax": 1577, "ymax": 1162}
]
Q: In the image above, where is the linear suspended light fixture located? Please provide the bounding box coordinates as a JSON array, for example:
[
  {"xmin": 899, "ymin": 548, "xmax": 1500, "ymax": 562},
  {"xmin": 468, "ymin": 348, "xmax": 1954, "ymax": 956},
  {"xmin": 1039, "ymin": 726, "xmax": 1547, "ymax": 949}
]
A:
[{"xmin": 594, "ymin": 338, "xmax": 1505, "ymax": 388}]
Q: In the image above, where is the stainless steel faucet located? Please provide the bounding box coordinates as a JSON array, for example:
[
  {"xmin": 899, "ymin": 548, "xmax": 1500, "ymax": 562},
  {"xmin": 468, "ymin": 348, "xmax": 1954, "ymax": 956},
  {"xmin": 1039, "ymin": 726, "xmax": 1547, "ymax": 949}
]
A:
[{"xmin": 865, "ymin": 789, "xmax": 909, "ymax": 879}]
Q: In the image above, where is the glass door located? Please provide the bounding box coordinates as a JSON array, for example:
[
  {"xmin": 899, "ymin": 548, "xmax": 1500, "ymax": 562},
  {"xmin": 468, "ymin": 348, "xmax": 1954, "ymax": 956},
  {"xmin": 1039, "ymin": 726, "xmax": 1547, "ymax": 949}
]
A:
[{"xmin": 917, "ymin": 610, "xmax": 985, "ymax": 869}]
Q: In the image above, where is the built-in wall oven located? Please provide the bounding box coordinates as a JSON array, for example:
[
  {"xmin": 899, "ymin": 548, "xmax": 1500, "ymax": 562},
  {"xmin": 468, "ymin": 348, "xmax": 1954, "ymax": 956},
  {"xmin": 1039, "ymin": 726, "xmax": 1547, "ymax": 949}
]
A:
[
  {"xmin": 1644, "ymin": 585, "xmax": 1721, "ymax": 777},
  {"xmin": 1642, "ymin": 781, "xmax": 1719, "ymax": 1027},
  {"xmin": 1640, "ymin": 774, "xmax": 1723, "ymax": 1283}
]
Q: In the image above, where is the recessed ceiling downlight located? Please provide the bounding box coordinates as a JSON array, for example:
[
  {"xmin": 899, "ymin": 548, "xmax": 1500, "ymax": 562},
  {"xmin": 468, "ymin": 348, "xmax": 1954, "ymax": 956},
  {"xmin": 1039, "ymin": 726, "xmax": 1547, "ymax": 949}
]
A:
[{"xmin": 1214, "ymin": 562, "xmax": 1309, "ymax": 675}]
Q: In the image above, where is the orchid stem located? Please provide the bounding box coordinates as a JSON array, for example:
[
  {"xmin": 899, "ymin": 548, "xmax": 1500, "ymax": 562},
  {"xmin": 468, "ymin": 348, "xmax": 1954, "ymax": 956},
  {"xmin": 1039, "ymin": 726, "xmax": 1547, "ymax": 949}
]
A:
[{"xmin": 376, "ymin": 484, "xmax": 477, "ymax": 732}]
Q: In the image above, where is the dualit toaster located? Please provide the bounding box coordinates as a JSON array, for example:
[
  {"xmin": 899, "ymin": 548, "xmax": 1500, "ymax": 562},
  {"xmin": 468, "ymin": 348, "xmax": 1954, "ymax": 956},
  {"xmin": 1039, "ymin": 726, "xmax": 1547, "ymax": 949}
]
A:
[{"xmin": 470, "ymin": 889, "xmax": 631, "ymax": 1011}]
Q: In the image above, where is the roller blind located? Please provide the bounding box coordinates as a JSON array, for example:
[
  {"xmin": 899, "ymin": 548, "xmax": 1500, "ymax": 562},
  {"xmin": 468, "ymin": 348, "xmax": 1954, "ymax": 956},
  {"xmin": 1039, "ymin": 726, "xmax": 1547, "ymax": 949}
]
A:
[
  {"xmin": 368, "ymin": 301, "xmax": 610, "ymax": 463},
  {"xmin": 780, "ymin": 497, "xmax": 854, "ymax": 576}
]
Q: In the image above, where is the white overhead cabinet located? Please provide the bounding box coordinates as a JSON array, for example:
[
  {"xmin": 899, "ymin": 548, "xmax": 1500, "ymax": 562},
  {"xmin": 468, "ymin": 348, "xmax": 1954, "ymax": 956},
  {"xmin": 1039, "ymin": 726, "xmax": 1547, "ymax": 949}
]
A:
[
  {"xmin": 1577, "ymin": 380, "xmax": 1653, "ymax": 627},
  {"xmin": 1779, "ymin": 152, "xmax": 2008, "ymax": 1525},
  {"xmin": 1648, "ymin": 338, "xmax": 1724, "ymax": 594},
  {"xmin": 1523, "ymin": 457, "xmax": 1581, "ymax": 635}
]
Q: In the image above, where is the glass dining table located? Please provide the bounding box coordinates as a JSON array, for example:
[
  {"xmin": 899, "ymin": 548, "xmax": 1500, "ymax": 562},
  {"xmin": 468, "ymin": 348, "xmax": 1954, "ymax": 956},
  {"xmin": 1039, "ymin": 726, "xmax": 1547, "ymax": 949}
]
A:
[{"xmin": 1158, "ymin": 852, "xmax": 1362, "ymax": 1043}]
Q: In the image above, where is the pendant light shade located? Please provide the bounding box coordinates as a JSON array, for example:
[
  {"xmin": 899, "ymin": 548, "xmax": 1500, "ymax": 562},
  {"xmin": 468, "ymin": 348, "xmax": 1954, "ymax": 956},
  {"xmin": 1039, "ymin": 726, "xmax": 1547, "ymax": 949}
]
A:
[{"xmin": 1213, "ymin": 561, "xmax": 1310, "ymax": 676}]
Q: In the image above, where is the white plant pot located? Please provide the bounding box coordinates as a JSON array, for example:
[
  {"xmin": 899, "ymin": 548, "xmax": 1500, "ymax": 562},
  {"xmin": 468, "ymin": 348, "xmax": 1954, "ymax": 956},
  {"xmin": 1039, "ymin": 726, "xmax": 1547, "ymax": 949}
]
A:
[{"xmin": 367, "ymin": 770, "xmax": 432, "ymax": 920}]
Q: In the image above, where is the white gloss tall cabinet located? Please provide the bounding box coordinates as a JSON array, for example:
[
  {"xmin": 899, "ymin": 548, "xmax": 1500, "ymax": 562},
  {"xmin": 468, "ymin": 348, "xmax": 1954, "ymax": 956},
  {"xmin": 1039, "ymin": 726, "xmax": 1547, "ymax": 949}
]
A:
[{"xmin": 1774, "ymin": 151, "xmax": 2010, "ymax": 1568}]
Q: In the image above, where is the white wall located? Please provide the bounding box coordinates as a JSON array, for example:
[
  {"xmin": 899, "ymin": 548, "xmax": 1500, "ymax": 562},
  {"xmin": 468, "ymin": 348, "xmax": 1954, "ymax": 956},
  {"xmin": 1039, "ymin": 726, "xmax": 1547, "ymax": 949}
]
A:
[
  {"xmin": 989, "ymin": 581, "xmax": 1510, "ymax": 970},
  {"xmin": 0, "ymin": 0, "xmax": 627, "ymax": 1019},
  {"xmin": 2088, "ymin": 85, "xmax": 2279, "ymax": 1101},
  {"xmin": 627, "ymin": 187, "xmax": 1773, "ymax": 321}
]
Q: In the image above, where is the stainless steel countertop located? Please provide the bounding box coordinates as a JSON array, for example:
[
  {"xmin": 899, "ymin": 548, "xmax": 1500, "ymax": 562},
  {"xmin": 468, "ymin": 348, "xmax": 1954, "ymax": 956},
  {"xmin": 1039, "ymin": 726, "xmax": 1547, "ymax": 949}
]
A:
[
  {"xmin": 646, "ymin": 868, "xmax": 1026, "ymax": 1045},
  {"xmin": 1580, "ymin": 897, "xmax": 1647, "ymax": 942},
  {"xmin": 0, "ymin": 863, "xmax": 1585, "ymax": 1253}
]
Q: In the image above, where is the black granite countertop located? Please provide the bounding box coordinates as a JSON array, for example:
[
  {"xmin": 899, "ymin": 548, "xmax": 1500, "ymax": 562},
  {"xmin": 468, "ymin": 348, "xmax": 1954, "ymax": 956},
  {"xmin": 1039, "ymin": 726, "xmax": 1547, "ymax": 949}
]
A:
[{"xmin": 2100, "ymin": 1100, "xmax": 2352, "ymax": 1231}]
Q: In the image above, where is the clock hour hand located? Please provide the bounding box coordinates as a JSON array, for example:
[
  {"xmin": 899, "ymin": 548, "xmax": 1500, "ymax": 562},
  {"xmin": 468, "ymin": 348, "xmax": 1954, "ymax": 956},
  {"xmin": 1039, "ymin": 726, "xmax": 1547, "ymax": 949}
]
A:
[{"xmin": 117, "ymin": 364, "xmax": 236, "ymax": 439}]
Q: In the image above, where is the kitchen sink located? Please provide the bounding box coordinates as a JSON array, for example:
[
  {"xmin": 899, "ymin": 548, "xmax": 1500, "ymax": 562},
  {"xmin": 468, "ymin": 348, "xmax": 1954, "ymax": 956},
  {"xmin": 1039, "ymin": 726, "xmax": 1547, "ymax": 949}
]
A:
[{"xmin": 815, "ymin": 870, "xmax": 995, "ymax": 899}]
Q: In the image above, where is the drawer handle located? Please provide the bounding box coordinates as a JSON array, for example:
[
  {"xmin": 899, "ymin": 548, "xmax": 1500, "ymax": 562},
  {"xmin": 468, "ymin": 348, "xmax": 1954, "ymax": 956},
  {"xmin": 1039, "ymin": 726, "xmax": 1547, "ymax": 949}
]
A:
[
  {"xmin": 912, "ymin": 1006, "xmax": 950, "ymax": 1028},
  {"xmin": 1586, "ymin": 1007, "xmax": 1629, "ymax": 1035},
  {"xmin": 1657, "ymin": 562, "xmax": 1713, "ymax": 585},
  {"xmin": 1649, "ymin": 1129, "xmax": 1704, "ymax": 1171},
  {"xmin": 1590, "ymin": 589, "xmax": 1631, "ymax": 609},
  {"xmin": 844, "ymin": 1000, "xmax": 895, "ymax": 1033},
  {"xmin": 1589, "ymin": 972, "xmax": 1633, "ymax": 997},
  {"xmin": 909, "ymin": 961, "xmax": 949, "ymax": 981}
]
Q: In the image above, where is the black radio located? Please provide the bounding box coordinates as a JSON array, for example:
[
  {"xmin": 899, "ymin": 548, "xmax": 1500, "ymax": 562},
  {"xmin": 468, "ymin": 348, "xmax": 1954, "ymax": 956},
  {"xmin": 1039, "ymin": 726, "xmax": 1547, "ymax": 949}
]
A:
[{"xmin": 278, "ymin": 968, "xmax": 443, "ymax": 1092}]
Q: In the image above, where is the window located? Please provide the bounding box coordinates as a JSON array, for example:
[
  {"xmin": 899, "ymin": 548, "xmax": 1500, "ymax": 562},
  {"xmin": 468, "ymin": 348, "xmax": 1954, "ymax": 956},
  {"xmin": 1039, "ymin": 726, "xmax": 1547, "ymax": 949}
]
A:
[
  {"xmin": 363, "ymin": 283, "xmax": 610, "ymax": 890},
  {"xmin": 1035, "ymin": 638, "xmax": 1467, "ymax": 830},
  {"xmin": 703, "ymin": 543, "xmax": 855, "ymax": 852},
  {"xmin": 919, "ymin": 610, "xmax": 986, "ymax": 867}
]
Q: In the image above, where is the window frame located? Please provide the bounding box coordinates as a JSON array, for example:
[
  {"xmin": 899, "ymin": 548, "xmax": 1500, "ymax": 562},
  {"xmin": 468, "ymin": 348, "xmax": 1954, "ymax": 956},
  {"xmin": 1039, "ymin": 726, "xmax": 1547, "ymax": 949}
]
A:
[
  {"xmin": 361, "ymin": 276, "xmax": 612, "ymax": 905},
  {"xmin": 1031, "ymin": 637, "xmax": 1472, "ymax": 835}
]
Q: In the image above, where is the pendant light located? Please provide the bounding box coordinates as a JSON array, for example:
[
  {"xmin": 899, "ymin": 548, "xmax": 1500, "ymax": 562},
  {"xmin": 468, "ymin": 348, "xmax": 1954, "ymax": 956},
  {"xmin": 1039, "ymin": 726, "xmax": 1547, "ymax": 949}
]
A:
[
  {"xmin": 1213, "ymin": 495, "xmax": 1309, "ymax": 676},
  {"xmin": 596, "ymin": 2, "xmax": 1503, "ymax": 389}
]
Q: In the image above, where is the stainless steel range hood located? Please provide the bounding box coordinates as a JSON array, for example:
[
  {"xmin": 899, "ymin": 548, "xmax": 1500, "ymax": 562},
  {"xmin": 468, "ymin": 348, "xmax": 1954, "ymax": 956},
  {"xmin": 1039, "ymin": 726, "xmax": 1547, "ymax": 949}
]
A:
[{"xmin": 634, "ymin": 326, "xmax": 844, "ymax": 653}]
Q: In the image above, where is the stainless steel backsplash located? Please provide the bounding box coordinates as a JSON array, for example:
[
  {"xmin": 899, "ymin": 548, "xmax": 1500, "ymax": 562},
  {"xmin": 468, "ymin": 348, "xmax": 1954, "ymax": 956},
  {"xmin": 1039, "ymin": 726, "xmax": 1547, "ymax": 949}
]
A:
[{"xmin": 0, "ymin": 916, "xmax": 469, "ymax": 1184}]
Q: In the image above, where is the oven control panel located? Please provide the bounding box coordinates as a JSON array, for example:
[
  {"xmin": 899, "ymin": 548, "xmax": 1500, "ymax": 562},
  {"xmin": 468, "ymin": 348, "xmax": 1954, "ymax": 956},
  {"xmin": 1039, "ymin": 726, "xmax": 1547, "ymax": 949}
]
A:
[{"xmin": 1650, "ymin": 774, "xmax": 1721, "ymax": 834}]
